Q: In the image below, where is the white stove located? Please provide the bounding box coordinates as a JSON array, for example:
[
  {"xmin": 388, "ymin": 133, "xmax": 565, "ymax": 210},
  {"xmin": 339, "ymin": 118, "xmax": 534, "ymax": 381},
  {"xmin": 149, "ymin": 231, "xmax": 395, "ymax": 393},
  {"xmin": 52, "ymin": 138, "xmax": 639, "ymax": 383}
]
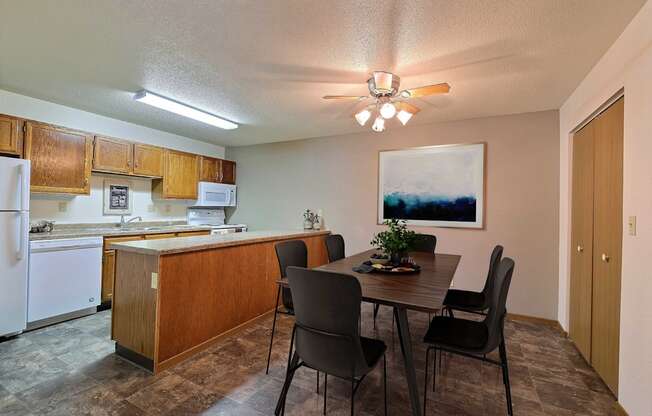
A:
[{"xmin": 187, "ymin": 208, "xmax": 247, "ymax": 235}]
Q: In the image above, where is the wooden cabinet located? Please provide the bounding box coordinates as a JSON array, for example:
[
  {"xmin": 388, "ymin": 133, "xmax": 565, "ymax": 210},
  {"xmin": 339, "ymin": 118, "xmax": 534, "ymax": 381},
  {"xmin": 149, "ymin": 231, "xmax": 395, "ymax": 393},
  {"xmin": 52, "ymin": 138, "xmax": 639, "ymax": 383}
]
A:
[
  {"xmin": 0, "ymin": 114, "xmax": 21, "ymax": 156},
  {"xmin": 569, "ymin": 97, "xmax": 623, "ymax": 395},
  {"xmin": 102, "ymin": 250, "xmax": 116, "ymax": 302},
  {"xmin": 199, "ymin": 156, "xmax": 219, "ymax": 182},
  {"xmin": 24, "ymin": 121, "xmax": 93, "ymax": 194},
  {"xmin": 93, "ymin": 136, "xmax": 133, "ymax": 174},
  {"xmin": 133, "ymin": 144, "xmax": 164, "ymax": 177},
  {"xmin": 220, "ymin": 159, "xmax": 236, "ymax": 184},
  {"xmin": 154, "ymin": 150, "xmax": 199, "ymax": 199},
  {"xmin": 101, "ymin": 230, "xmax": 210, "ymax": 303}
]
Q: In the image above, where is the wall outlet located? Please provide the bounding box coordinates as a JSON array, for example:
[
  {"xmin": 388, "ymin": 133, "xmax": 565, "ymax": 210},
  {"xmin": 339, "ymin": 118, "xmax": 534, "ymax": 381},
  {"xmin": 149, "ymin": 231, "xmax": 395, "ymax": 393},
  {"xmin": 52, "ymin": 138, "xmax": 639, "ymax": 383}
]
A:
[
  {"xmin": 58, "ymin": 202, "xmax": 67, "ymax": 212},
  {"xmin": 151, "ymin": 272, "xmax": 158, "ymax": 289},
  {"xmin": 147, "ymin": 204, "xmax": 155, "ymax": 213},
  {"xmin": 164, "ymin": 204, "xmax": 171, "ymax": 213},
  {"xmin": 628, "ymin": 216, "xmax": 637, "ymax": 236}
]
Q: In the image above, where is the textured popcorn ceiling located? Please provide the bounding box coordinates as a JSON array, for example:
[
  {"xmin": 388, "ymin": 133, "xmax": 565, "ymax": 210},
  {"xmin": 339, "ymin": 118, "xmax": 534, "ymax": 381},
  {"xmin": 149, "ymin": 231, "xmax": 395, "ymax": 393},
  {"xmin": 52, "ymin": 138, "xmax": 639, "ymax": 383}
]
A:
[{"xmin": 0, "ymin": 0, "xmax": 645, "ymax": 146}]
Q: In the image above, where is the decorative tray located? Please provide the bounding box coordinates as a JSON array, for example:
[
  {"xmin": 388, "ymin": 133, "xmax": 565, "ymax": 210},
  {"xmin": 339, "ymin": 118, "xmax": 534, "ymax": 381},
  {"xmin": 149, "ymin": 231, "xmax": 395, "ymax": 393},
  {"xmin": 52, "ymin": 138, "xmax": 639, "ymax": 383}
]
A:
[{"xmin": 355, "ymin": 260, "xmax": 421, "ymax": 274}]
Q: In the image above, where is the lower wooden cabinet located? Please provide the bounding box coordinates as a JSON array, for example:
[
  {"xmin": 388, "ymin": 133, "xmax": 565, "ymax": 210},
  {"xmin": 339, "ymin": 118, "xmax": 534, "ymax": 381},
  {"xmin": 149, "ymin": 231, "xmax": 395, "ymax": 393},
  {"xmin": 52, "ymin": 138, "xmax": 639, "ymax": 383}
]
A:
[
  {"xmin": 101, "ymin": 230, "xmax": 210, "ymax": 303},
  {"xmin": 24, "ymin": 121, "xmax": 93, "ymax": 194}
]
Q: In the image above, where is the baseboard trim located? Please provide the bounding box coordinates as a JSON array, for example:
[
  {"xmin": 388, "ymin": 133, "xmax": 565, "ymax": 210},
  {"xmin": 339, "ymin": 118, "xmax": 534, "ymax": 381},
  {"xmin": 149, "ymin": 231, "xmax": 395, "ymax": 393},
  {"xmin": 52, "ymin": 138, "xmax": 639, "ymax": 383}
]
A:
[
  {"xmin": 614, "ymin": 402, "xmax": 628, "ymax": 416},
  {"xmin": 506, "ymin": 313, "xmax": 564, "ymax": 333}
]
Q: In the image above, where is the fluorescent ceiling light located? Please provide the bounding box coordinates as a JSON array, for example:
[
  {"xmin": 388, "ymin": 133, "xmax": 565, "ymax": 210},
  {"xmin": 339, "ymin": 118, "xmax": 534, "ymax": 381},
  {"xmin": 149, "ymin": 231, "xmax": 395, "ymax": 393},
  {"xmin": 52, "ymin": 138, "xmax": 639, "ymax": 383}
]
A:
[{"xmin": 134, "ymin": 90, "xmax": 238, "ymax": 130}]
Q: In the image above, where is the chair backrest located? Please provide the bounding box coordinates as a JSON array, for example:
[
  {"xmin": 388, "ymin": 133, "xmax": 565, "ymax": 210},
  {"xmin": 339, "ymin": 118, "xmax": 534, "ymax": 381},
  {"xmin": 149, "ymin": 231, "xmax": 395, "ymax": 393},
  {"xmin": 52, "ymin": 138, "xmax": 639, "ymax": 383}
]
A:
[
  {"xmin": 482, "ymin": 257, "xmax": 515, "ymax": 353},
  {"xmin": 286, "ymin": 266, "xmax": 369, "ymax": 378},
  {"xmin": 412, "ymin": 234, "xmax": 437, "ymax": 253},
  {"xmin": 480, "ymin": 245, "xmax": 504, "ymax": 303},
  {"xmin": 275, "ymin": 240, "xmax": 307, "ymax": 278},
  {"xmin": 325, "ymin": 234, "xmax": 345, "ymax": 262}
]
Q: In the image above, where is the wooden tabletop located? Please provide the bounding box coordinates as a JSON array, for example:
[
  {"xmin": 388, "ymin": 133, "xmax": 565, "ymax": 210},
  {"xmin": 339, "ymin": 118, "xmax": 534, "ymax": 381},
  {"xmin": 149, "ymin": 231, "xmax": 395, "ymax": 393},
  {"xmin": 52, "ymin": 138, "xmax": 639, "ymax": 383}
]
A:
[{"xmin": 279, "ymin": 249, "xmax": 461, "ymax": 313}]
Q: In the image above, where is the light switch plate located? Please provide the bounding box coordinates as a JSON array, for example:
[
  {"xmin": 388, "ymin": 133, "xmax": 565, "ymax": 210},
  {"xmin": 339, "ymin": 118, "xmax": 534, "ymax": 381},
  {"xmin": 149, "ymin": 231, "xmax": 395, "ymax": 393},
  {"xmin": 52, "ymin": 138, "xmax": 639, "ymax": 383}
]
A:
[
  {"xmin": 164, "ymin": 204, "xmax": 171, "ymax": 213},
  {"xmin": 628, "ymin": 216, "xmax": 637, "ymax": 236},
  {"xmin": 58, "ymin": 202, "xmax": 67, "ymax": 212},
  {"xmin": 147, "ymin": 204, "xmax": 155, "ymax": 213},
  {"xmin": 151, "ymin": 272, "xmax": 158, "ymax": 289}
]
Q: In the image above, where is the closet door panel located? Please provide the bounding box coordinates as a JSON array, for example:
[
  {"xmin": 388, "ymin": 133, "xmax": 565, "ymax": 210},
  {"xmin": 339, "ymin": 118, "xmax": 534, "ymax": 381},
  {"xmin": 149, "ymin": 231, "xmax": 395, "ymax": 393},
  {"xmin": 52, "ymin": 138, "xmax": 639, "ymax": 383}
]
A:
[
  {"xmin": 591, "ymin": 97, "xmax": 623, "ymax": 395},
  {"xmin": 569, "ymin": 123, "xmax": 595, "ymax": 362}
]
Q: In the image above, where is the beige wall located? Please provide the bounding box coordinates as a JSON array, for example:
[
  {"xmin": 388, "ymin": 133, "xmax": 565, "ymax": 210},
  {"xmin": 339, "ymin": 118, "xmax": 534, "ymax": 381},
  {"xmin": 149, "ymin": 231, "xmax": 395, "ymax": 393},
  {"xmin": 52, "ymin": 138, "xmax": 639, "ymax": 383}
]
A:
[
  {"xmin": 558, "ymin": 2, "xmax": 652, "ymax": 413},
  {"xmin": 227, "ymin": 110, "xmax": 559, "ymax": 320}
]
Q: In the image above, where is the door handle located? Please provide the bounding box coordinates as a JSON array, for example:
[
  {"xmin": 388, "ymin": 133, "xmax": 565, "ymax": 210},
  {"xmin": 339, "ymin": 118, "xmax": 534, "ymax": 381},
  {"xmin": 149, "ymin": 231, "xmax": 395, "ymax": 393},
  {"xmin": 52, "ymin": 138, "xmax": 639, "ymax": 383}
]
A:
[
  {"xmin": 601, "ymin": 253, "xmax": 610, "ymax": 263},
  {"xmin": 577, "ymin": 245, "xmax": 584, "ymax": 253},
  {"xmin": 17, "ymin": 212, "xmax": 27, "ymax": 260}
]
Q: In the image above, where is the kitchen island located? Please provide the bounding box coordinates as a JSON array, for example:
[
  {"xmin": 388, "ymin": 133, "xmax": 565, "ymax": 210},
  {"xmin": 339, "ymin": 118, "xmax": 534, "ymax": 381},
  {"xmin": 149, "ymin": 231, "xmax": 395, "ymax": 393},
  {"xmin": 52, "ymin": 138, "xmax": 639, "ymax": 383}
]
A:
[{"xmin": 109, "ymin": 229, "xmax": 330, "ymax": 373}]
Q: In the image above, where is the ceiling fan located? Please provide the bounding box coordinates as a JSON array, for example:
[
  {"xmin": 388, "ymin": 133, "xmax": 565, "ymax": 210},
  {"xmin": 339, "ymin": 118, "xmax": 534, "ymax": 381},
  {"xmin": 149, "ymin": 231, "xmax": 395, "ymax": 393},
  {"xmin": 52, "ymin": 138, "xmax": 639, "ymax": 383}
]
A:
[{"xmin": 323, "ymin": 71, "xmax": 450, "ymax": 132}]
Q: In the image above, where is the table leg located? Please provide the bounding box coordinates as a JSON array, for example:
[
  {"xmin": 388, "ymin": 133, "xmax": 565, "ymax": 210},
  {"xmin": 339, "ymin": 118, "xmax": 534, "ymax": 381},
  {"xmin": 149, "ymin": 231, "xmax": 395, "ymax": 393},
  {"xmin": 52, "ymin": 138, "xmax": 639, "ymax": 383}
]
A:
[{"xmin": 394, "ymin": 307, "xmax": 422, "ymax": 416}]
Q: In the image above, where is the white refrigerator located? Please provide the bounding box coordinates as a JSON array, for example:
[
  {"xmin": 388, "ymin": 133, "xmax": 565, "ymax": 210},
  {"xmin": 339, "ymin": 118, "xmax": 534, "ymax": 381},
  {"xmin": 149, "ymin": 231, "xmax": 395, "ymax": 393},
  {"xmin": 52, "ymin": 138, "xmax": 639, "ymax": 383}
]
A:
[{"xmin": 0, "ymin": 156, "xmax": 30, "ymax": 337}]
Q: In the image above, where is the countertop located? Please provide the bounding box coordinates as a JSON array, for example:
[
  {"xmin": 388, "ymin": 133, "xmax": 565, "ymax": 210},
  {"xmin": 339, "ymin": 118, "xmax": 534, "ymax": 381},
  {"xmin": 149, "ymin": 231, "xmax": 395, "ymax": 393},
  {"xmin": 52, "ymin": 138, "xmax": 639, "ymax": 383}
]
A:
[
  {"xmin": 109, "ymin": 229, "xmax": 330, "ymax": 255},
  {"xmin": 29, "ymin": 221, "xmax": 214, "ymax": 241}
]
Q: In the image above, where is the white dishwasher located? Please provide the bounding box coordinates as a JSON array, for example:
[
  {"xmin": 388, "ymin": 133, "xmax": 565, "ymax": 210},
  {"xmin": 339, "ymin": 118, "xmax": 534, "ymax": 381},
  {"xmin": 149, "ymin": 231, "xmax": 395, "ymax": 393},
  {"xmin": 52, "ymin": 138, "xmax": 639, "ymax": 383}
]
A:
[{"xmin": 28, "ymin": 236, "xmax": 103, "ymax": 327}]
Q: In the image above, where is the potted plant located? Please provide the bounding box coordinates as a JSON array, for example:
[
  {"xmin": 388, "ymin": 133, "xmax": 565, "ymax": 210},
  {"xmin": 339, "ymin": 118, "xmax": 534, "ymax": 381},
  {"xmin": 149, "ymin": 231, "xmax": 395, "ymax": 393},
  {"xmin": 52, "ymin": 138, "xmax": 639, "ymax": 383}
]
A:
[{"xmin": 370, "ymin": 219, "xmax": 416, "ymax": 265}]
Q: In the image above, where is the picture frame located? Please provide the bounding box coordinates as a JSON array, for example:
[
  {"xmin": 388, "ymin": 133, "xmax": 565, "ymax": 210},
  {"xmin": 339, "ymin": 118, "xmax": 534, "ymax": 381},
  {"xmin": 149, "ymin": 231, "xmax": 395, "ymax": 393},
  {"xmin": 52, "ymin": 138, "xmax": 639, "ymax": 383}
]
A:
[
  {"xmin": 378, "ymin": 143, "xmax": 486, "ymax": 228},
  {"xmin": 103, "ymin": 178, "xmax": 133, "ymax": 216}
]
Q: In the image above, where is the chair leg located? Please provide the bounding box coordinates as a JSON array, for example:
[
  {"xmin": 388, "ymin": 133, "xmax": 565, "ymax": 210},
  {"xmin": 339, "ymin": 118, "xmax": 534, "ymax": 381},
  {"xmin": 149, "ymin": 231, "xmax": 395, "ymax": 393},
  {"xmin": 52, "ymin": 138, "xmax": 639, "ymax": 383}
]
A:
[
  {"xmin": 323, "ymin": 373, "xmax": 328, "ymax": 415},
  {"xmin": 499, "ymin": 336, "xmax": 514, "ymax": 416},
  {"xmin": 317, "ymin": 371, "xmax": 320, "ymax": 394},
  {"xmin": 383, "ymin": 354, "xmax": 388, "ymax": 416},
  {"xmin": 350, "ymin": 377, "xmax": 355, "ymax": 416},
  {"xmin": 433, "ymin": 349, "xmax": 437, "ymax": 392},
  {"xmin": 266, "ymin": 285, "xmax": 281, "ymax": 374},
  {"xmin": 275, "ymin": 353, "xmax": 299, "ymax": 416},
  {"xmin": 373, "ymin": 303, "xmax": 380, "ymax": 329},
  {"xmin": 424, "ymin": 348, "xmax": 430, "ymax": 415}
]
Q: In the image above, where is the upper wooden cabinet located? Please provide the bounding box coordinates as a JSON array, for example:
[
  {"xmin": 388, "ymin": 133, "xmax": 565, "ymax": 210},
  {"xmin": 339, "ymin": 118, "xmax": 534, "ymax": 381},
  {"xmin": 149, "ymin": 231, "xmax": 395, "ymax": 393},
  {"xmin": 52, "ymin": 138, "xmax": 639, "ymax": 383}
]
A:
[
  {"xmin": 153, "ymin": 150, "xmax": 199, "ymax": 199},
  {"xmin": 220, "ymin": 159, "xmax": 236, "ymax": 184},
  {"xmin": 0, "ymin": 114, "xmax": 22, "ymax": 156},
  {"xmin": 199, "ymin": 156, "xmax": 219, "ymax": 182},
  {"xmin": 24, "ymin": 121, "xmax": 93, "ymax": 194},
  {"xmin": 199, "ymin": 156, "xmax": 236, "ymax": 184},
  {"xmin": 133, "ymin": 144, "xmax": 164, "ymax": 177},
  {"xmin": 93, "ymin": 136, "xmax": 133, "ymax": 174}
]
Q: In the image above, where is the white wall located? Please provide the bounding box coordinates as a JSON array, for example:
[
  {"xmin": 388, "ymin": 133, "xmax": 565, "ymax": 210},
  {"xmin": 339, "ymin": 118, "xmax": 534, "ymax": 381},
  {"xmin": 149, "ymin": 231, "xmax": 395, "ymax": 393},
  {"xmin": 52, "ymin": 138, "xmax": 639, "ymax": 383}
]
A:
[
  {"xmin": 228, "ymin": 110, "xmax": 560, "ymax": 320},
  {"xmin": 0, "ymin": 89, "xmax": 225, "ymax": 224},
  {"xmin": 558, "ymin": 2, "xmax": 652, "ymax": 413},
  {"xmin": 30, "ymin": 174, "xmax": 192, "ymax": 224}
]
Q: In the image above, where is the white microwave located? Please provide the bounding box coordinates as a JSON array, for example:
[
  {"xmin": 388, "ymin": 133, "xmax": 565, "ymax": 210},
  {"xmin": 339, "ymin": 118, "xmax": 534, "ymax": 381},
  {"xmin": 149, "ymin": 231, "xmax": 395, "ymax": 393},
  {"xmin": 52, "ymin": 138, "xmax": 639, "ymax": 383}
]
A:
[{"xmin": 194, "ymin": 182, "xmax": 237, "ymax": 207}]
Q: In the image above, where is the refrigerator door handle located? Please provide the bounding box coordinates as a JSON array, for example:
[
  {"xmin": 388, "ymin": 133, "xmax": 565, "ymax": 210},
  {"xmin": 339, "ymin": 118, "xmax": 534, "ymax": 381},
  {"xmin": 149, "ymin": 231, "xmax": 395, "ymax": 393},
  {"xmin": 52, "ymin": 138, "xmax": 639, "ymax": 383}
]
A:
[
  {"xmin": 18, "ymin": 163, "xmax": 29, "ymax": 211},
  {"xmin": 17, "ymin": 212, "xmax": 27, "ymax": 261}
]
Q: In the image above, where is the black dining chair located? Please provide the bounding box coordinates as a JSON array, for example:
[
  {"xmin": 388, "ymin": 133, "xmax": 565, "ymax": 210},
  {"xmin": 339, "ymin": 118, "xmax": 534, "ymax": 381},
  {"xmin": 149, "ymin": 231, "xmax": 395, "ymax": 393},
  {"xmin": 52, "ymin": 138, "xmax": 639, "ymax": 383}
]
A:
[
  {"xmin": 325, "ymin": 234, "xmax": 346, "ymax": 262},
  {"xmin": 266, "ymin": 240, "xmax": 308, "ymax": 375},
  {"xmin": 443, "ymin": 245, "xmax": 503, "ymax": 316},
  {"xmin": 275, "ymin": 267, "xmax": 388, "ymax": 416},
  {"xmin": 423, "ymin": 257, "xmax": 515, "ymax": 416},
  {"xmin": 374, "ymin": 233, "xmax": 437, "ymax": 329}
]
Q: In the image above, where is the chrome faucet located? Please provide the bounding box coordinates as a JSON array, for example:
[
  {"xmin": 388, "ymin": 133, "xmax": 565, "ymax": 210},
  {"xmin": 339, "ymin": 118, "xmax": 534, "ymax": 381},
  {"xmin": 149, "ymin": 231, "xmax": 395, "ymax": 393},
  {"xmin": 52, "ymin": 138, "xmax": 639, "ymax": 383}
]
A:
[{"xmin": 120, "ymin": 215, "xmax": 142, "ymax": 227}]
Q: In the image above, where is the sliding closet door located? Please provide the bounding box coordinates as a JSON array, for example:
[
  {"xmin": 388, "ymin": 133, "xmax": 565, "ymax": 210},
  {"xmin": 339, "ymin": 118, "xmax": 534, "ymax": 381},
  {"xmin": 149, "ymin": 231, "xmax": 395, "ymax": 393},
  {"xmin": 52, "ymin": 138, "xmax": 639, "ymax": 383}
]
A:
[
  {"xmin": 569, "ymin": 123, "xmax": 595, "ymax": 361},
  {"xmin": 591, "ymin": 97, "xmax": 623, "ymax": 395}
]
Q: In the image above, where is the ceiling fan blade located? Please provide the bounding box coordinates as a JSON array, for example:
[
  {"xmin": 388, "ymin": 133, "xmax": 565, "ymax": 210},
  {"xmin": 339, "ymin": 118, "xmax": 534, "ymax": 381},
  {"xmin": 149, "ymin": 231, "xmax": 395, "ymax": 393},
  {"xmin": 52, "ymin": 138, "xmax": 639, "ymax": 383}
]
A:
[
  {"xmin": 322, "ymin": 95, "xmax": 368, "ymax": 100},
  {"xmin": 395, "ymin": 102, "xmax": 421, "ymax": 114},
  {"xmin": 400, "ymin": 83, "xmax": 450, "ymax": 98}
]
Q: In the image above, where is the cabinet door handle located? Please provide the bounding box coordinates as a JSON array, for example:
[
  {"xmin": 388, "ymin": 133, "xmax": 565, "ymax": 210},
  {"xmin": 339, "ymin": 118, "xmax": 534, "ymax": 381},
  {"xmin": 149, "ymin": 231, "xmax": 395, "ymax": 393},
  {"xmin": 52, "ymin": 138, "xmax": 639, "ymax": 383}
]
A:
[
  {"xmin": 577, "ymin": 245, "xmax": 584, "ymax": 253},
  {"xmin": 601, "ymin": 253, "xmax": 610, "ymax": 263}
]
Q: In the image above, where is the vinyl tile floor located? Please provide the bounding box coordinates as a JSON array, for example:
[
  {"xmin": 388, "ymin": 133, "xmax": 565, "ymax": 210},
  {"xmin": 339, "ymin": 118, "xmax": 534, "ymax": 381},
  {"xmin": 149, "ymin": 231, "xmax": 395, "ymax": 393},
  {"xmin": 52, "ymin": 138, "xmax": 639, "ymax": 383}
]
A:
[{"xmin": 0, "ymin": 306, "xmax": 620, "ymax": 415}]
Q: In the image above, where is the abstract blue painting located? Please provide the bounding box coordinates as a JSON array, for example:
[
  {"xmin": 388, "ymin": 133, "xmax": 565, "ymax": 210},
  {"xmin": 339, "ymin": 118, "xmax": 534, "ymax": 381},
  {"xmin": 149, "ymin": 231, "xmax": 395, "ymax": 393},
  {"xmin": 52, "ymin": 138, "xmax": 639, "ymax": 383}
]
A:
[{"xmin": 378, "ymin": 143, "xmax": 485, "ymax": 228}]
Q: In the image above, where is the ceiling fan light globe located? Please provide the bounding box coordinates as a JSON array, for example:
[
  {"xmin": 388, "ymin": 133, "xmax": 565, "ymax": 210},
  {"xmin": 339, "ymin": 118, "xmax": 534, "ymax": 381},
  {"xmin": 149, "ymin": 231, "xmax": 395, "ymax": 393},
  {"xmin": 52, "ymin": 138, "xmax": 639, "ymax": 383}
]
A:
[
  {"xmin": 380, "ymin": 102, "xmax": 397, "ymax": 119},
  {"xmin": 355, "ymin": 109, "xmax": 371, "ymax": 126},
  {"xmin": 372, "ymin": 116, "xmax": 385, "ymax": 132},
  {"xmin": 397, "ymin": 110, "xmax": 413, "ymax": 125}
]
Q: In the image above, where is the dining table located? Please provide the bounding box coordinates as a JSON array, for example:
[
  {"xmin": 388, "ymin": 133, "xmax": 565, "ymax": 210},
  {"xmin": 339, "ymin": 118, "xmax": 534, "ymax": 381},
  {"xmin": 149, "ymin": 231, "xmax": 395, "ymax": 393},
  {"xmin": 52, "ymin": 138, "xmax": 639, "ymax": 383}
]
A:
[{"xmin": 278, "ymin": 248, "xmax": 461, "ymax": 416}]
